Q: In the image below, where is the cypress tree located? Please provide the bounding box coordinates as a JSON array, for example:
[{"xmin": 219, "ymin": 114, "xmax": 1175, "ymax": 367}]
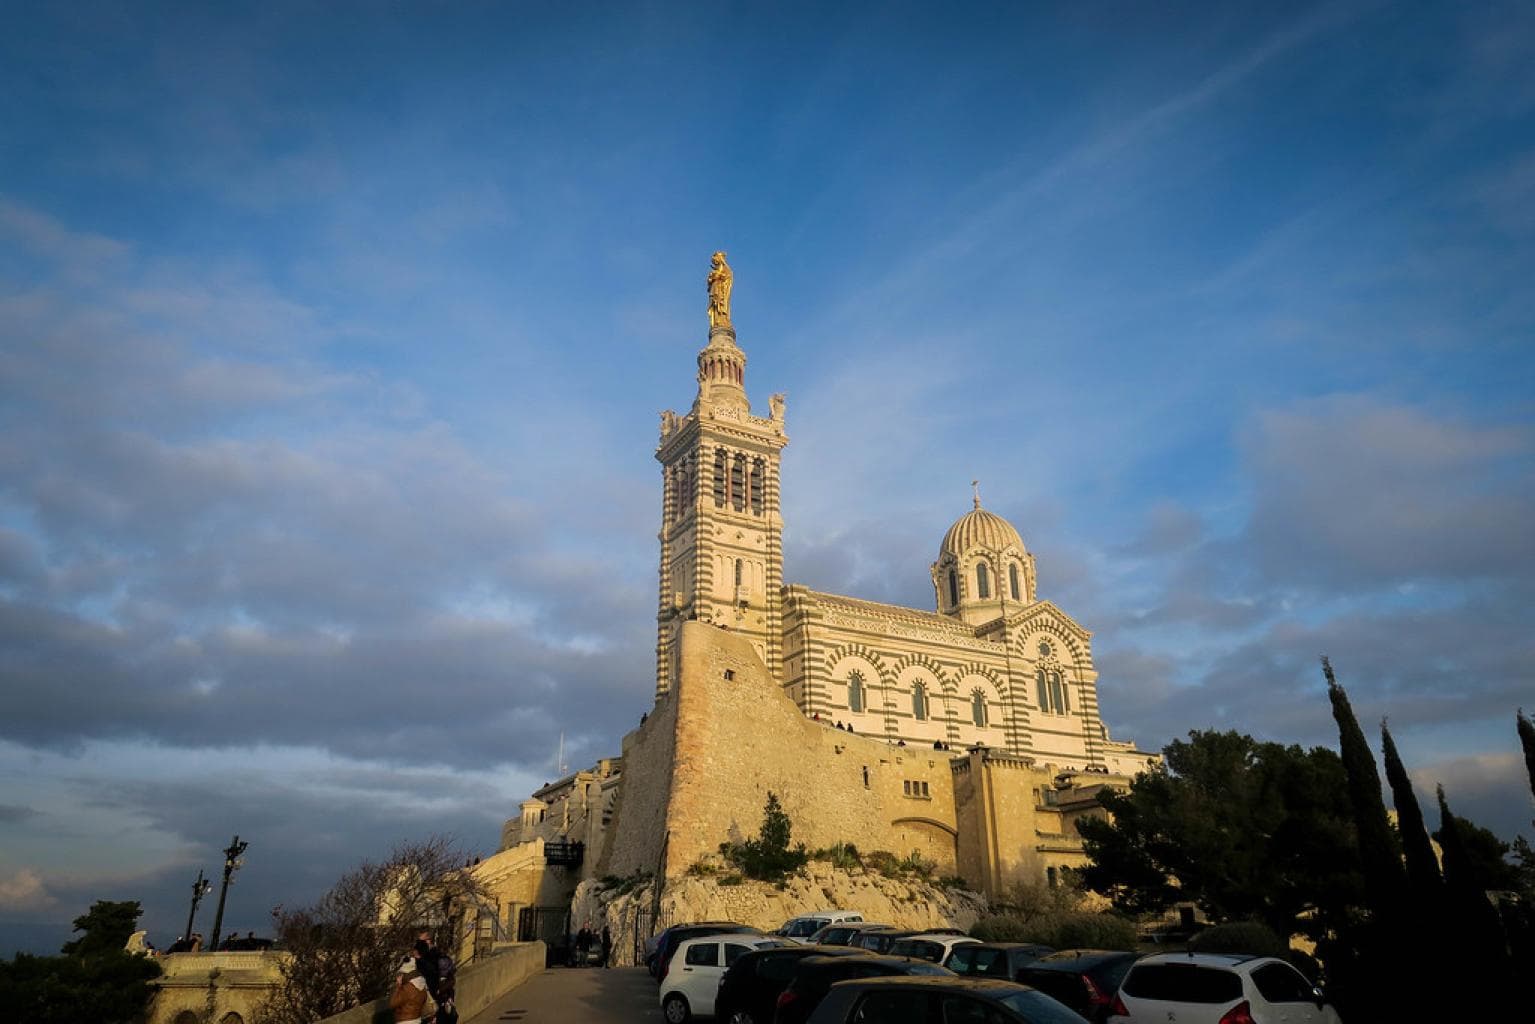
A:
[
  {"xmin": 1322, "ymin": 657, "xmax": 1406, "ymax": 912},
  {"xmin": 1518, "ymin": 709, "xmax": 1535, "ymax": 806},
  {"xmin": 1380, "ymin": 721, "xmax": 1443, "ymax": 898},
  {"xmin": 1436, "ymin": 785, "xmax": 1510, "ymax": 989}
]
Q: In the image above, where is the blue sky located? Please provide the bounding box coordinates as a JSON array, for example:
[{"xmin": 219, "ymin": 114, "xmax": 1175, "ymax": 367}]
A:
[{"xmin": 2, "ymin": 1, "xmax": 1532, "ymax": 953}]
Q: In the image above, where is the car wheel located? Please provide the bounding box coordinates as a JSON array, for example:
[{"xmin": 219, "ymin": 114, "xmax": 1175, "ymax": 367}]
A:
[
  {"xmin": 663, "ymin": 993, "xmax": 691, "ymax": 1024},
  {"xmin": 726, "ymin": 1011, "xmax": 755, "ymax": 1024}
]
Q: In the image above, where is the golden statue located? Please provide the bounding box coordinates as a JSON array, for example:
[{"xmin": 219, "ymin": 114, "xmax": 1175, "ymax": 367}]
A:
[{"xmin": 707, "ymin": 251, "xmax": 733, "ymax": 328}]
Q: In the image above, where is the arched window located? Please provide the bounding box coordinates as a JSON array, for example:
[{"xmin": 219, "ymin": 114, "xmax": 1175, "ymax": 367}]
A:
[
  {"xmin": 848, "ymin": 672, "xmax": 865, "ymax": 713},
  {"xmin": 1046, "ymin": 866, "xmax": 1058, "ymax": 889},
  {"xmin": 1009, "ymin": 563, "xmax": 1021, "ymax": 600},
  {"xmin": 750, "ymin": 458, "xmax": 765, "ymax": 515},
  {"xmin": 976, "ymin": 563, "xmax": 990, "ymax": 599},
  {"xmin": 971, "ymin": 689, "xmax": 988, "ymax": 728},
  {"xmin": 734, "ymin": 558, "xmax": 743, "ymax": 588},
  {"xmin": 1037, "ymin": 670, "xmax": 1070, "ymax": 714},
  {"xmin": 731, "ymin": 453, "xmax": 746, "ymax": 511},
  {"xmin": 947, "ymin": 569, "xmax": 959, "ymax": 607},
  {"xmin": 713, "ymin": 449, "xmax": 727, "ymax": 506},
  {"xmin": 912, "ymin": 682, "xmax": 928, "ymax": 721}
]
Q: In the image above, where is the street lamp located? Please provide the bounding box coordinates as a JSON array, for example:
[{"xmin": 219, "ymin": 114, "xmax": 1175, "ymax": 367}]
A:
[
  {"xmin": 184, "ymin": 869, "xmax": 212, "ymax": 946},
  {"xmin": 208, "ymin": 834, "xmax": 249, "ymax": 952}
]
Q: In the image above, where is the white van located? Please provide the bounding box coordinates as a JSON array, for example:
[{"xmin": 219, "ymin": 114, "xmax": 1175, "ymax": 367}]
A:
[{"xmin": 775, "ymin": 909, "xmax": 864, "ymax": 943}]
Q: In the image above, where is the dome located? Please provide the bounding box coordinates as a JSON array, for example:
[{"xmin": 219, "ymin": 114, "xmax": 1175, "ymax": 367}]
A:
[{"xmin": 939, "ymin": 497, "xmax": 1025, "ymax": 560}]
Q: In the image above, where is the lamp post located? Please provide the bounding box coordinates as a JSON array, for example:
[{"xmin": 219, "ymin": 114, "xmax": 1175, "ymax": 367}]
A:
[
  {"xmin": 184, "ymin": 869, "xmax": 212, "ymax": 946},
  {"xmin": 208, "ymin": 834, "xmax": 249, "ymax": 952}
]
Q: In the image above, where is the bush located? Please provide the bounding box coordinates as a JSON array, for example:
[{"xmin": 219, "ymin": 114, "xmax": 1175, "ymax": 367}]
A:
[
  {"xmin": 810, "ymin": 843, "xmax": 863, "ymax": 871},
  {"xmin": 939, "ymin": 875, "xmax": 971, "ymax": 890},
  {"xmin": 899, "ymin": 851, "xmax": 936, "ymax": 879},
  {"xmin": 1188, "ymin": 921, "xmax": 1288, "ymax": 958},
  {"xmin": 865, "ymin": 850, "xmax": 901, "ymax": 877},
  {"xmin": 971, "ymin": 911, "xmax": 1137, "ymax": 950}
]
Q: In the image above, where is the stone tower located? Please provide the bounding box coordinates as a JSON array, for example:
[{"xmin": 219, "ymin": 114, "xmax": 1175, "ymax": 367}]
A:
[{"xmin": 654, "ymin": 289, "xmax": 788, "ymax": 699}]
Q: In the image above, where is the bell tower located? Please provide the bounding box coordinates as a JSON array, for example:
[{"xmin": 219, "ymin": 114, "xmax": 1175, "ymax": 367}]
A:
[{"xmin": 654, "ymin": 253, "xmax": 788, "ymax": 698}]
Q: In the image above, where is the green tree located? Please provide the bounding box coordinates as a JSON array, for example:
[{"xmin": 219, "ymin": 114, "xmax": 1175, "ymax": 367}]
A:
[
  {"xmin": 1321, "ymin": 657, "xmax": 1406, "ymax": 918},
  {"xmin": 725, "ymin": 791, "xmax": 808, "ymax": 882},
  {"xmin": 0, "ymin": 900, "xmax": 160, "ymax": 1024},
  {"xmin": 1380, "ymin": 722, "xmax": 1443, "ymax": 899},
  {"xmin": 60, "ymin": 900, "xmax": 144, "ymax": 958},
  {"xmin": 1432, "ymin": 813, "xmax": 1520, "ymax": 892},
  {"xmin": 1076, "ymin": 730, "xmax": 1362, "ymax": 942},
  {"xmin": 1518, "ymin": 709, "xmax": 1535, "ymax": 807},
  {"xmin": 1435, "ymin": 786, "xmax": 1511, "ymax": 994}
]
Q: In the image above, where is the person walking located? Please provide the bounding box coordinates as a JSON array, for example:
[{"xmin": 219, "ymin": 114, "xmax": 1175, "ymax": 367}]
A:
[
  {"xmin": 600, "ymin": 924, "xmax": 612, "ymax": 968},
  {"xmin": 390, "ymin": 957, "xmax": 430, "ymax": 1024}
]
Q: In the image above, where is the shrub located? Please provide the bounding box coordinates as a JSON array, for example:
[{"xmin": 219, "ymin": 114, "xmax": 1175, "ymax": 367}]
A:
[
  {"xmin": 685, "ymin": 861, "xmax": 720, "ymax": 878},
  {"xmin": 810, "ymin": 843, "xmax": 863, "ymax": 871},
  {"xmin": 939, "ymin": 875, "xmax": 971, "ymax": 890},
  {"xmin": 719, "ymin": 874, "xmax": 744, "ymax": 886},
  {"xmin": 971, "ymin": 911, "xmax": 1136, "ymax": 950},
  {"xmin": 864, "ymin": 850, "xmax": 901, "ymax": 877},
  {"xmin": 1188, "ymin": 921, "xmax": 1288, "ymax": 958},
  {"xmin": 899, "ymin": 851, "xmax": 936, "ymax": 878}
]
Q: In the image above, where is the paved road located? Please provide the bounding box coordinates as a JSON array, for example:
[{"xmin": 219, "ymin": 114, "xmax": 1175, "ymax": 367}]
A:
[{"xmin": 466, "ymin": 965, "xmax": 663, "ymax": 1024}]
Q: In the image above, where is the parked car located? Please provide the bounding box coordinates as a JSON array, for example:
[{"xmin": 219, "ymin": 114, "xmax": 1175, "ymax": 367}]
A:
[
  {"xmin": 774, "ymin": 953, "xmax": 953, "ymax": 1024},
  {"xmin": 1014, "ymin": 949, "xmax": 1142, "ymax": 1023},
  {"xmin": 807, "ymin": 922, "xmax": 895, "ymax": 946},
  {"xmin": 802, "ymin": 975, "xmax": 1091, "ymax": 1024},
  {"xmin": 1108, "ymin": 952, "xmax": 1343, "ymax": 1024},
  {"xmin": 887, "ymin": 932, "xmax": 980, "ymax": 963},
  {"xmin": 849, "ymin": 928, "xmax": 923, "ymax": 954},
  {"xmin": 651, "ymin": 922, "xmax": 765, "ymax": 981},
  {"xmin": 776, "ymin": 910, "xmax": 865, "ymax": 943},
  {"xmin": 945, "ymin": 942, "xmax": 1056, "ymax": 978},
  {"xmin": 715, "ymin": 944, "xmax": 870, "ymax": 1024},
  {"xmin": 661, "ymin": 934, "xmax": 789, "ymax": 1023}
]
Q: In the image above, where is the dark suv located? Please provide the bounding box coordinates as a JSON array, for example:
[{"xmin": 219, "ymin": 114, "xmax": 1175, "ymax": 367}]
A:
[
  {"xmin": 714, "ymin": 944, "xmax": 868, "ymax": 1024},
  {"xmin": 1014, "ymin": 949, "xmax": 1140, "ymax": 1023},
  {"xmin": 774, "ymin": 953, "xmax": 952, "ymax": 1024},
  {"xmin": 945, "ymin": 942, "xmax": 1056, "ymax": 979},
  {"xmin": 650, "ymin": 922, "xmax": 763, "ymax": 982}
]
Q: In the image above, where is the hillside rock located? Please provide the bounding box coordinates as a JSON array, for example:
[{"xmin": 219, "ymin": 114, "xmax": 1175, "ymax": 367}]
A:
[{"xmin": 572, "ymin": 860, "xmax": 989, "ymax": 966}]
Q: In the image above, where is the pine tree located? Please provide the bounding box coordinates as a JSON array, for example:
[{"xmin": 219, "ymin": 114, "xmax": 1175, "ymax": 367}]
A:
[
  {"xmin": 1322, "ymin": 657, "xmax": 1406, "ymax": 912},
  {"xmin": 1518, "ymin": 709, "xmax": 1535, "ymax": 808},
  {"xmin": 1380, "ymin": 721, "xmax": 1443, "ymax": 898}
]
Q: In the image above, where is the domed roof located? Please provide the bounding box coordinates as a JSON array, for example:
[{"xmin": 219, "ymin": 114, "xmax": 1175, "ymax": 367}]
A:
[{"xmin": 940, "ymin": 495, "xmax": 1025, "ymax": 560}]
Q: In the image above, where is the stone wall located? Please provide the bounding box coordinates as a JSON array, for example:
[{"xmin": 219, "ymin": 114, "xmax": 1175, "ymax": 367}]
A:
[
  {"xmin": 595, "ymin": 687, "xmax": 678, "ymax": 879},
  {"xmin": 314, "ymin": 942, "xmax": 545, "ymax": 1024},
  {"xmin": 650, "ymin": 621, "xmax": 967, "ymax": 880},
  {"xmin": 146, "ymin": 951, "xmax": 285, "ymax": 1024}
]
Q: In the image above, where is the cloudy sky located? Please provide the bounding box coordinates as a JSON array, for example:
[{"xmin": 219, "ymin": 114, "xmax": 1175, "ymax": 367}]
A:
[{"xmin": 2, "ymin": 1, "xmax": 1532, "ymax": 954}]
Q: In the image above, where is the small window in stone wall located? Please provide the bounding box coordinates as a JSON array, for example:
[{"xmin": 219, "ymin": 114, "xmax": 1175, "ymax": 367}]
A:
[
  {"xmin": 863, "ymin": 766, "xmax": 870, "ymax": 788},
  {"xmin": 976, "ymin": 562, "xmax": 990, "ymax": 599},
  {"xmin": 1010, "ymin": 562, "xmax": 1021, "ymax": 600},
  {"xmin": 848, "ymin": 671, "xmax": 865, "ymax": 713}
]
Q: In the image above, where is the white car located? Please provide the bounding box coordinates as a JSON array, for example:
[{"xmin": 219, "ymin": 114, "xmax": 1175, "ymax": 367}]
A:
[
  {"xmin": 660, "ymin": 934, "xmax": 787, "ymax": 1022},
  {"xmin": 887, "ymin": 932, "xmax": 979, "ymax": 963},
  {"xmin": 1109, "ymin": 952, "xmax": 1343, "ymax": 1024},
  {"xmin": 775, "ymin": 909, "xmax": 864, "ymax": 944}
]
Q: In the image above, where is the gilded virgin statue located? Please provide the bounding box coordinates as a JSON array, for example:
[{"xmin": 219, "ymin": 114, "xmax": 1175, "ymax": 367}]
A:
[{"xmin": 707, "ymin": 251, "xmax": 733, "ymax": 328}]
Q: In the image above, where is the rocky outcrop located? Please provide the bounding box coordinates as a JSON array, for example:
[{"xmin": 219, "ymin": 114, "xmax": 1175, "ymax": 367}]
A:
[{"xmin": 571, "ymin": 860, "xmax": 989, "ymax": 967}]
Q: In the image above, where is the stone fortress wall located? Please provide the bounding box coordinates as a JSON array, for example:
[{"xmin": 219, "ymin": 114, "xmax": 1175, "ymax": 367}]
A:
[{"xmin": 598, "ymin": 620, "xmax": 1126, "ymax": 895}]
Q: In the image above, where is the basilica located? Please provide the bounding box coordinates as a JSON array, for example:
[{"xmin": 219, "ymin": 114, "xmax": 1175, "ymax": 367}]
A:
[{"xmin": 484, "ymin": 256, "xmax": 1157, "ymax": 931}]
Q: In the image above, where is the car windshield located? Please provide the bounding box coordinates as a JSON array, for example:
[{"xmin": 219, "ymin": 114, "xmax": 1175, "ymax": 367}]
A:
[
  {"xmin": 907, "ymin": 961, "xmax": 952, "ymax": 976},
  {"xmin": 1122, "ymin": 964, "xmax": 1244, "ymax": 1004},
  {"xmin": 786, "ymin": 919, "xmax": 826, "ymax": 937},
  {"xmin": 997, "ymin": 989, "xmax": 1094, "ymax": 1024}
]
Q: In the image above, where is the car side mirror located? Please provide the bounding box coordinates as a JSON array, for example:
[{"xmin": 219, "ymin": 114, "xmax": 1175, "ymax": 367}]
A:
[{"xmin": 1312, "ymin": 987, "xmax": 1326, "ymax": 1008}]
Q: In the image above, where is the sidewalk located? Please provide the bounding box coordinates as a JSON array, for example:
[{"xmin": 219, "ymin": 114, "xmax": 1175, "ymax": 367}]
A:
[{"xmin": 463, "ymin": 965, "xmax": 660, "ymax": 1024}]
